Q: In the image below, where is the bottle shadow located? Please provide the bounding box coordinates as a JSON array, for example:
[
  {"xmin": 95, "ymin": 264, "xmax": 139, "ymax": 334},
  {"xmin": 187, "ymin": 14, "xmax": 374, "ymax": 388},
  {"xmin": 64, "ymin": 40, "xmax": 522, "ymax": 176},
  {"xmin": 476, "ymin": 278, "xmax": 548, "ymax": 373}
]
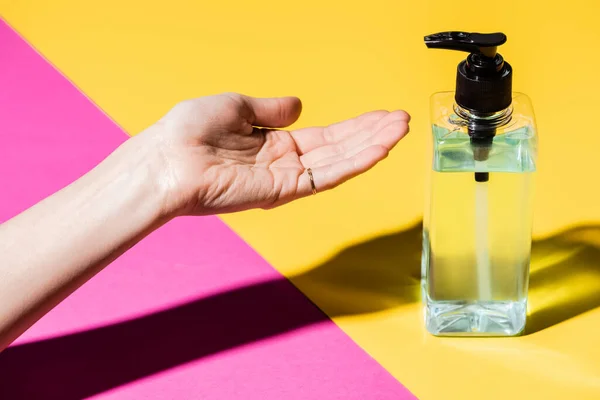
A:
[
  {"xmin": 0, "ymin": 222, "xmax": 598, "ymax": 398},
  {"xmin": 525, "ymin": 224, "xmax": 600, "ymax": 333},
  {"xmin": 291, "ymin": 223, "xmax": 424, "ymax": 317},
  {"xmin": 292, "ymin": 222, "xmax": 600, "ymax": 334}
]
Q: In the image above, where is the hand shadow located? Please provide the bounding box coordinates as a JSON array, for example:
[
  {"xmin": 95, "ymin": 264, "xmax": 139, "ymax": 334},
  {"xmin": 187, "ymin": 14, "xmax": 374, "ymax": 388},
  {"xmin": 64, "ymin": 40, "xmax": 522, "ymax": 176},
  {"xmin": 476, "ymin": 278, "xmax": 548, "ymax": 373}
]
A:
[
  {"xmin": 0, "ymin": 279, "xmax": 327, "ymax": 399},
  {"xmin": 1, "ymin": 221, "xmax": 598, "ymax": 398},
  {"xmin": 0, "ymin": 223, "xmax": 424, "ymax": 399}
]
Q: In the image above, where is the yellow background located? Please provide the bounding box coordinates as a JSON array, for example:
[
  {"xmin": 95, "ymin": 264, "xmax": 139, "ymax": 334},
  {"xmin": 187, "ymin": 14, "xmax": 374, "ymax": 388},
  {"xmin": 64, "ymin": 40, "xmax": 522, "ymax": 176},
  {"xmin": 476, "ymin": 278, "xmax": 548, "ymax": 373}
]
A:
[{"xmin": 2, "ymin": 0, "xmax": 600, "ymax": 398}]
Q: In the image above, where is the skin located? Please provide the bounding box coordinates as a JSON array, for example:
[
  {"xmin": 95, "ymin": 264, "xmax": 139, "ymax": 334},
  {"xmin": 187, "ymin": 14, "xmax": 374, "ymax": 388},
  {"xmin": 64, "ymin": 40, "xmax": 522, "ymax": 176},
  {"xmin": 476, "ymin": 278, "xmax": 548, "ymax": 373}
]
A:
[{"xmin": 0, "ymin": 93, "xmax": 410, "ymax": 351}]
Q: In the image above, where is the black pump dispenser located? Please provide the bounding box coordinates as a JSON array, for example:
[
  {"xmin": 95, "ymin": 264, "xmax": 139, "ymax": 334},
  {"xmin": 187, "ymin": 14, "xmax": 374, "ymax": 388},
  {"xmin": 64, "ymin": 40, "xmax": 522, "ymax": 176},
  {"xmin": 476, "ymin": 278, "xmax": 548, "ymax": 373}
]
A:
[
  {"xmin": 424, "ymin": 32, "xmax": 512, "ymax": 114},
  {"xmin": 425, "ymin": 31, "xmax": 513, "ymax": 182}
]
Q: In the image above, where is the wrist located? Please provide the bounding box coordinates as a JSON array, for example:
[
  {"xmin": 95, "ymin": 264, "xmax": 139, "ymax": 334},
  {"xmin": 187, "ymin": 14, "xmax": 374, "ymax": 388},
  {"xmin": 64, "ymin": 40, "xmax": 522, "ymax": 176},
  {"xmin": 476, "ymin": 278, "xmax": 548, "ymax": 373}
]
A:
[{"xmin": 101, "ymin": 130, "xmax": 176, "ymax": 225}]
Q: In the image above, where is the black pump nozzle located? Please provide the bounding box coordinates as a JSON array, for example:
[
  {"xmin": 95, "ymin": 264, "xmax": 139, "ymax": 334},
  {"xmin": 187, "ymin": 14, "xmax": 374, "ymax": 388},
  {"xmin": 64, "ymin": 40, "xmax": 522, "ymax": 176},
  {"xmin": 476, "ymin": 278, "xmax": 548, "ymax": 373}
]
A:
[
  {"xmin": 424, "ymin": 32, "xmax": 506, "ymax": 58},
  {"xmin": 425, "ymin": 31, "xmax": 513, "ymax": 184},
  {"xmin": 424, "ymin": 31, "xmax": 512, "ymax": 114}
]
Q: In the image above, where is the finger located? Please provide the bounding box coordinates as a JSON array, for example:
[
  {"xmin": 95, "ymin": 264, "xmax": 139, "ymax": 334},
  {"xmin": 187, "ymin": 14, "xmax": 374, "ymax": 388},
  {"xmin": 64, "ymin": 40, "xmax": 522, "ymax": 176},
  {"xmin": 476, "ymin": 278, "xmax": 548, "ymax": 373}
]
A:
[
  {"xmin": 241, "ymin": 95, "xmax": 302, "ymax": 128},
  {"xmin": 300, "ymin": 110, "xmax": 409, "ymax": 166},
  {"xmin": 306, "ymin": 119, "xmax": 409, "ymax": 168},
  {"xmin": 329, "ymin": 109, "xmax": 409, "ymax": 140},
  {"xmin": 290, "ymin": 110, "xmax": 389, "ymax": 155},
  {"xmin": 296, "ymin": 145, "xmax": 389, "ymax": 197}
]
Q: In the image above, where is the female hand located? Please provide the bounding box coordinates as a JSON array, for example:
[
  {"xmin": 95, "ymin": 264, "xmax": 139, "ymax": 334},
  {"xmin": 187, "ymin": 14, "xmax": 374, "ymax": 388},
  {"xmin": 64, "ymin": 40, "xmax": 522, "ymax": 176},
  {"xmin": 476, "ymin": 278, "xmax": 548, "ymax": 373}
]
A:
[
  {"xmin": 138, "ymin": 92, "xmax": 410, "ymax": 216},
  {"xmin": 0, "ymin": 91, "xmax": 410, "ymax": 349}
]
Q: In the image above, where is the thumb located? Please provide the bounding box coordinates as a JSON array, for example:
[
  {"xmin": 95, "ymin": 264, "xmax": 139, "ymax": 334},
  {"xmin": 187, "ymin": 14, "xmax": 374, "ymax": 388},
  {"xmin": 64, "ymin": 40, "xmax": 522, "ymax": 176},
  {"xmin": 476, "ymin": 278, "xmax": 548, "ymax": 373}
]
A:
[{"xmin": 241, "ymin": 95, "xmax": 302, "ymax": 128}]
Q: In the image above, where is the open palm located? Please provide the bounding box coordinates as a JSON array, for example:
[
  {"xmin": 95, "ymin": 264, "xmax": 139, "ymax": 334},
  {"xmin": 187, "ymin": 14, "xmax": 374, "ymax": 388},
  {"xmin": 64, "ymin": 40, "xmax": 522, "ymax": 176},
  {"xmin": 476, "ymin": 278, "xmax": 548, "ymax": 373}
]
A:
[{"xmin": 149, "ymin": 93, "xmax": 410, "ymax": 216}]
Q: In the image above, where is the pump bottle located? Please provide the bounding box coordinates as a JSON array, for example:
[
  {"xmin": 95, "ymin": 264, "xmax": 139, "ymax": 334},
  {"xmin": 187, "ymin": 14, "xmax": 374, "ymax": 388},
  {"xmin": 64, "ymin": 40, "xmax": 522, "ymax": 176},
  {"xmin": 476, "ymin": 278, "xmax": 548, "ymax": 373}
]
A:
[{"xmin": 421, "ymin": 32, "xmax": 538, "ymax": 336}]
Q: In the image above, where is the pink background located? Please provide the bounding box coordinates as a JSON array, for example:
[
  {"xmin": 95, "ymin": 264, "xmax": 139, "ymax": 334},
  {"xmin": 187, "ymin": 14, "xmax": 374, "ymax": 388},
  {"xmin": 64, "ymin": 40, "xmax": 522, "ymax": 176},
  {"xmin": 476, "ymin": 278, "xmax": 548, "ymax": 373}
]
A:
[{"xmin": 0, "ymin": 21, "xmax": 414, "ymax": 399}]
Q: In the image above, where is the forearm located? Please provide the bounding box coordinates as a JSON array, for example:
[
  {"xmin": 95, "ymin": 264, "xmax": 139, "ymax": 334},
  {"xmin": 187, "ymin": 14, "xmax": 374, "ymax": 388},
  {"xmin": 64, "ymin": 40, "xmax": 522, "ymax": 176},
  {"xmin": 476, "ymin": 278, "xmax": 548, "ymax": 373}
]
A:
[{"xmin": 0, "ymin": 133, "xmax": 170, "ymax": 350}]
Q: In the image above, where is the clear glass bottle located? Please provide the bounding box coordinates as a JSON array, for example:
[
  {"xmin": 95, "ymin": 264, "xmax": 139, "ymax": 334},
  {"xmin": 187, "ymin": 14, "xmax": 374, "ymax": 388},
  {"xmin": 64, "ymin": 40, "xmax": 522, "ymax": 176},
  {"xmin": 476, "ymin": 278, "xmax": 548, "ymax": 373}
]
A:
[{"xmin": 422, "ymin": 32, "xmax": 538, "ymax": 336}]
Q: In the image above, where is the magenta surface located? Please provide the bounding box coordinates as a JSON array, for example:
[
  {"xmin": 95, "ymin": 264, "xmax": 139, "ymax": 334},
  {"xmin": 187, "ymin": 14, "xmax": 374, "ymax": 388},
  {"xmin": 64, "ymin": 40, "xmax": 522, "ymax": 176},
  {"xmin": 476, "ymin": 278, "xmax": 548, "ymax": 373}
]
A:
[{"xmin": 0, "ymin": 20, "xmax": 415, "ymax": 399}]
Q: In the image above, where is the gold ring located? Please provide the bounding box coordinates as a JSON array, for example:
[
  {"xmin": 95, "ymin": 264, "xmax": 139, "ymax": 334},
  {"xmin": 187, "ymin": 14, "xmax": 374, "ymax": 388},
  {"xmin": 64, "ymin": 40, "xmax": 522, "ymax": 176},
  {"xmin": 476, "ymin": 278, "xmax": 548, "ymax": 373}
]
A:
[{"xmin": 307, "ymin": 168, "xmax": 317, "ymax": 195}]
